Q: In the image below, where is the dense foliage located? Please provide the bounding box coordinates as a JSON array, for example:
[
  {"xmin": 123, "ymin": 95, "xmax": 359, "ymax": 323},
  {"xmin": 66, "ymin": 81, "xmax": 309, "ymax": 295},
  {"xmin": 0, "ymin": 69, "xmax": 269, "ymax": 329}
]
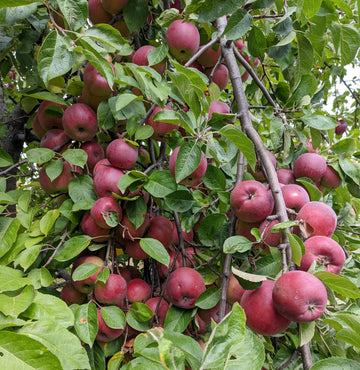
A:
[{"xmin": 1, "ymin": 0, "xmax": 360, "ymax": 369}]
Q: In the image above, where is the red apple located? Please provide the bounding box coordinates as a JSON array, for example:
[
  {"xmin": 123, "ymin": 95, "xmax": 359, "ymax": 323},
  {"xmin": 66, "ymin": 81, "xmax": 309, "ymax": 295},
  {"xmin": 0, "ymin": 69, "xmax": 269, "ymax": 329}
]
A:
[
  {"xmin": 198, "ymin": 301, "xmax": 228, "ymax": 325},
  {"xmin": 169, "ymin": 146, "xmax": 208, "ymax": 186},
  {"xmin": 93, "ymin": 158, "xmax": 111, "ymax": 176},
  {"xmin": 296, "ymin": 201, "xmax": 337, "ymax": 238},
  {"xmin": 126, "ymin": 279, "xmax": 151, "ymax": 303},
  {"xmin": 40, "ymin": 129, "xmax": 70, "ymax": 152},
  {"xmin": 32, "ymin": 113, "xmax": 47, "ymax": 139},
  {"xmin": 165, "ymin": 20, "xmax": 200, "ymax": 62},
  {"xmin": 300, "ymin": 235, "xmax": 346, "ymax": 274},
  {"xmin": 145, "ymin": 106, "xmax": 178, "ymax": 141},
  {"xmin": 96, "ymin": 307, "xmax": 124, "ymax": 343},
  {"xmin": 132, "ymin": 45, "xmax": 166, "ymax": 75},
  {"xmin": 145, "ymin": 297, "xmax": 169, "ymax": 325},
  {"xmin": 146, "ymin": 216, "xmax": 174, "ymax": 249},
  {"xmin": 88, "ymin": 0, "xmax": 112, "ymax": 25},
  {"xmin": 272, "ymin": 270, "xmax": 327, "ymax": 323},
  {"xmin": 37, "ymin": 100, "xmax": 67, "ymax": 131},
  {"xmin": 205, "ymin": 64, "xmax": 229, "ymax": 90},
  {"xmin": 80, "ymin": 86, "xmax": 107, "ymax": 111},
  {"xmin": 230, "ymin": 180, "xmax": 274, "ymax": 223},
  {"xmin": 208, "ymin": 100, "xmax": 230, "ymax": 120},
  {"xmin": 276, "ymin": 168, "xmax": 296, "ymax": 185},
  {"xmin": 226, "ymin": 273, "xmax": 245, "ymax": 305},
  {"xmin": 281, "ymin": 184, "xmax": 310, "ymax": 212},
  {"xmin": 166, "ymin": 267, "xmax": 206, "ymax": 309},
  {"xmin": 259, "ymin": 219, "xmax": 282, "ymax": 251},
  {"xmin": 60, "ymin": 282, "xmax": 88, "ymax": 305},
  {"xmin": 80, "ymin": 141, "xmax": 105, "ymax": 172},
  {"xmin": 81, "ymin": 211, "xmax": 110, "ymax": 242},
  {"xmin": 90, "ymin": 196, "xmax": 122, "ymax": 229},
  {"xmin": 94, "ymin": 273, "xmax": 127, "ymax": 305},
  {"xmin": 117, "ymin": 212, "xmax": 150, "ymax": 241},
  {"xmin": 71, "ymin": 255, "xmax": 104, "ymax": 294},
  {"xmin": 106, "ymin": 138, "xmax": 138, "ymax": 170},
  {"xmin": 241, "ymin": 280, "xmax": 291, "ymax": 335},
  {"xmin": 197, "ymin": 44, "xmax": 221, "ymax": 68},
  {"xmin": 39, "ymin": 161, "xmax": 74, "ymax": 194},
  {"xmin": 170, "ymin": 0, "xmax": 183, "ymax": 11},
  {"xmin": 83, "ymin": 62, "xmax": 114, "ymax": 97},
  {"xmin": 123, "ymin": 239, "xmax": 149, "ymax": 260},
  {"xmin": 320, "ymin": 165, "xmax": 342, "ymax": 189},
  {"xmin": 172, "ymin": 222, "xmax": 194, "ymax": 246},
  {"xmin": 102, "ymin": 0, "xmax": 128, "ymax": 15},
  {"xmin": 335, "ymin": 119, "xmax": 347, "ymax": 135},
  {"xmin": 234, "ymin": 219, "xmax": 260, "ymax": 242},
  {"xmin": 293, "ymin": 153, "xmax": 327, "ymax": 182},
  {"xmin": 93, "ymin": 165, "xmax": 124, "ymax": 198},
  {"xmin": 62, "ymin": 103, "xmax": 98, "ymax": 141}
]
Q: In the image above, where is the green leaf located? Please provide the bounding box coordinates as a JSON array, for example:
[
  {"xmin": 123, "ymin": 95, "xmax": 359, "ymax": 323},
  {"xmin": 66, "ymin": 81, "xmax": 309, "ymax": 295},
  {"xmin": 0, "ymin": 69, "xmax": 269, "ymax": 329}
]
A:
[
  {"xmin": 248, "ymin": 26, "xmax": 267, "ymax": 57},
  {"xmin": 54, "ymin": 235, "xmax": 92, "ymax": 262},
  {"xmin": 203, "ymin": 165, "xmax": 226, "ymax": 190},
  {"xmin": 18, "ymin": 320, "xmax": 91, "ymax": 370},
  {"xmin": 68, "ymin": 175, "xmax": 97, "ymax": 202},
  {"xmin": 164, "ymin": 306, "xmax": 194, "ymax": 333},
  {"xmin": 0, "ymin": 0, "xmax": 38, "ymax": 6},
  {"xmin": 231, "ymin": 267, "xmax": 268, "ymax": 284},
  {"xmin": 175, "ymin": 141, "xmax": 201, "ymax": 183},
  {"xmin": 0, "ymin": 331, "xmax": 62, "ymax": 369},
  {"xmin": 126, "ymin": 197, "xmax": 147, "ymax": 230},
  {"xmin": 195, "ymin": 286, "xmax": 220, "ymax": 309},
  {"xmin": 219, "ymin": 124, "xmax": 256, "ymax": 170},
  {"xmin": 85, "ymin": 24, "xmax": 129, "ymax": 51},
  {"xmin": 299, "ymin": 321, "xmax": 315, "ymax": 346},
  {"xmin": 331, "ymin": 24, "xmax": 360, "ymax": 66},
  {"xmin": 315, "ymin": 271, "xmax": 360, "ymax": 299},
  {"xmin": 0, "ymin": 217, "xmax": 20, "ymax": 259},
  {"xmin": 74, "ymin": 303, "xmax": 98, "ymax": 347},
  {"xmin": 0, "ymin": 266, "xmax": 30, "ymax": 292},
  {"xmin": 123, "ymin": 0, "xmax": 149, "ymax": 33},
  {"xmin": 22, "ymin": 292, "xmax": 74, "ymax": 328},
  {"xmin": 302, "ymin": 0, "xmax": 322, "ymax": 18},
  {"xmin": 139, "ymin": 238, "xmax": 170, "ymax": 266},
  {"xmin": 223, "ymin": 235, "xmax": 252, "ymax": 254},
  {"xmin": 148, "ymin": 44, "xmax": 168, "ymax": 66},
  {"xmin": 222, "ymin": 9, "xmax": 253, "ymax": 40},
  {"xmin": 96, "ymin": 268, "xmax": 110, "ymax": 285},
  {"xmin": 57, "ymin": 0, "xmax": 88, "ymax": 31},
  {"xmin": 0, "ymin": 285, "xmax": 34, "ymax": 317},
  {"xmin": 339, "ymin": 157, "xmax": 360, "ymax": 185},
  {"xmin": 39, "ymin": 209, "xmax": 59, "ymax": 236},
  {"xmin": 270, "ymin": 221, "xmax": 297, "ymax": 232},
  {"xmin": 27, "ymin": 268, "xmax": 53, "ymax": 289},
  {"xmin": 62, "ymin": 149, "xmax": 87, "ymax": 168},
  {"xmin": 26, "ymin": 148, "xmax": 55, "ymax": 163},
  {"xmin": 118, "ymin": 171, "xmax": 148, "ymax": 194},
  {"xmin": 197, "ymin": 214, "xmax": 227, "ymax": 246},
  {"xmin": 311, "ymin": 357, "xmax": 360, "ymax": 370},
  {"xmin": 45, "ymin": 160, "xmax": 63, "ymax": 182},
  {"xmin": 101, "ymin": 306, "xmax": 126, "ymax": 330},
  {"xmin": 296, "ymin": 178, "xmax": 323, "ymax": 201},
  {"xmin": 287, "ymin": 233, "xmax": 305, "ymax": 266},
  {"xmin": 164, "ymin": 190, "xmax": 194, "ymax": 212},
  {"xmin": 0, "ymin": 147, "xmax": 13, "ymax": 166},
  {"xmin": 38, "ymin": 32, "xmax": 75, "ymax": 87},
  {"xmin": 126, "ymin": 302, "xmax": 153, "ymax": 331},
  {"xmin": 144, "ymin": 170, "xmax": 177, "ymax": 198},
  {"xmin": 14, "ymin": 244, "xmax": 42, "ymax": 271},
  {"xmin": 299, "ymin": 113, "xmax": 338, "ymax": 130},
  {"xmin": 197, "ymin": 0, "xmax": 245, "ymax": 22},
  {"xmin": 72, "ymin": 263, "xmax": 102, "ymax": 282},
  {"xmin": 135, "ymin": 125, "xmax": 154, "ymax": 140},
  {"xmin": 113, "ymin": 92, "xmax": 141, "ymax": 111}
]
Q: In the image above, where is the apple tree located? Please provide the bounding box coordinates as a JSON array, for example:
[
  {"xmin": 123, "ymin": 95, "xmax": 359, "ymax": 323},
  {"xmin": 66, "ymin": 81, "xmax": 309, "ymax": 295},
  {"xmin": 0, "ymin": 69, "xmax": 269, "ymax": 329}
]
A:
[{"xmin": 1, "ymin": 0, "xmax": 360, "ymax": 369}]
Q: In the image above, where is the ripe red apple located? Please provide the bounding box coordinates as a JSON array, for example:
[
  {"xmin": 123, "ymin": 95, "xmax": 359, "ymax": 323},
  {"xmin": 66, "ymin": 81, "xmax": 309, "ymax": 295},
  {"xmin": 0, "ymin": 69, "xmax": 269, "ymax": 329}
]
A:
[
  {"xmin": 117, "ymin": 212, "xmax": 150, "ymax": 241},
  {"xmin": 146, "ymin": 216, "xmax": 174, "ymax": 249},
  {"xmin": 145, "ymin": 297, "xmax": 169, "ymax": 325},
  {"xmin": 39, "ymin": 161, "xmax": 74, "ymax": 194},
  {"xmin": 293, "ymin": 153, "xmax": 327, "ymax": 182},
  {"xmin": 32, "ymin": 113, "xmax": 47, "ymax": 138},
  {"xmin": 123, "ymin": 239, "xmax": 149, "ymax": 260},
  {"xmin": 90, "ymin": 196, "xmax": 122, "ymax": 229},
  {"xmin": 93, "ymin": 165, "xmax": 124, "ymax": 198},
  {"xmin": 296, "ymin": 201, "xmax": 337, "ymax": 238},
  {"xmin": 172, "ymin": 222, "xmax": 194, "ymax": 246},
  {"xmin": 80, "ymin": 86, "xmax": 107, "ymax": 111},
  {"xmin": 132, "ymin": 45, "xmax": 166, "ymax": 75},
  {"xmin": 169, "ymin": 146, "xmax": 208, "ymax": 186},
  {"xmin": 96, "ymin": 307, "xmax": 124, "ymax": 343},
  {"xmin": 170, "ymin": 0, "xmax": 183, "ymax": 11},
  {"xmin": 102, "ymin": 0, "xmax": 128, "ymax": 15},
  {"xmin": 126, "ymin": 279, "xmax": 151, "ymax": 303},
  {"xmin": 40, "ymin": 129, "xmax": 70, "ymax": 152},
  {"xmin": 281, "ymin": 184, "xmax": 310, "ymax": 212},
  {"xmin": 276, "ymin": 168, "xmax": 296, "ymax": 185},
  {"xmin": 259, "ymin": 219, "xmax": 281, "ymax": 251},
  {"xmin": 93, "ymin": 158, "xmax": 111, "ymax": 176},
  {"xmin": 197, "ymin": 44, "xmax": 221, "ymax": 68},
  {"xmin": 165, "ymin": 20, "xmax": 200, "ymax": 62},
  {"xmin": 205, "ymin": 64, "xmax": 229, "ymax": 90},
  {"xmin": 80, "ymin": 141, "xmax": 105, "ymax": 172},
  {"xmin": 94, "ymin": 273, "xmax": 127, "ymax": 305},
  {"xmin": 335, "ymin": 119, "xmax": 347, "ymax": 135},
  {"xmin": 234, "ymin": 219, "xmax": 260, "ymax": 242},
  {"xmin": 37, "ymin": 100, "xmax": 67, "ymax": 131},
  {"xmin": 320, "ymin": 165, "xmax": 342, "ymax": 189},
  {"xmin": 300, "ymin": 235, "xmax": 346, "ymax": 274},
  {"xmin": 83, "ymin": 62, "xmax": 114, "ymax": 97},
  {"xmin": 62, "ymin": 103, "xmax": 98, "ymax": 142},
  {"xmin": 230, "ymin": 180, "xmax": 274, "ymax": 223},
  {"xmin": 208, "ymin": 100, "xmax": 230, "ymax": 120},
  {"xmin": 106, "ymin": 138, "xmax": 138, "ymax": 170},
  {"xmin": 145, "ymin": 106, "xmax": 178, "ymax": 141},
  {"xmin": 88, "ymin": 0, "xmax": 112, "ymax": 25},
  {"xmin": 272, "ymin": 270, "xmax": 327, "ymax": 323},
  {"xmin": 166, "ymin": 267, "xmax": 206, "ymax": 309},
  {"xmin": 240, "ymin": 280, "xmax": 291, "ymax": 336},
  {"xmin": 226, "ymin": 273, "xmax": 245, "ymax": 305},
  {"xmin": 71, "ymin": 255, "xmax": 104, "ymax": 294},
  {"xmin": 197, "ymin": 301, "xmax": 228, "ymax": 325},
  {"xmin": 81, "ymin": 211, "xmax": 110, "ymax": 242},
  {"xmin": 60, "ymin": 282, "xmax": 88, "ymax": 305}
]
